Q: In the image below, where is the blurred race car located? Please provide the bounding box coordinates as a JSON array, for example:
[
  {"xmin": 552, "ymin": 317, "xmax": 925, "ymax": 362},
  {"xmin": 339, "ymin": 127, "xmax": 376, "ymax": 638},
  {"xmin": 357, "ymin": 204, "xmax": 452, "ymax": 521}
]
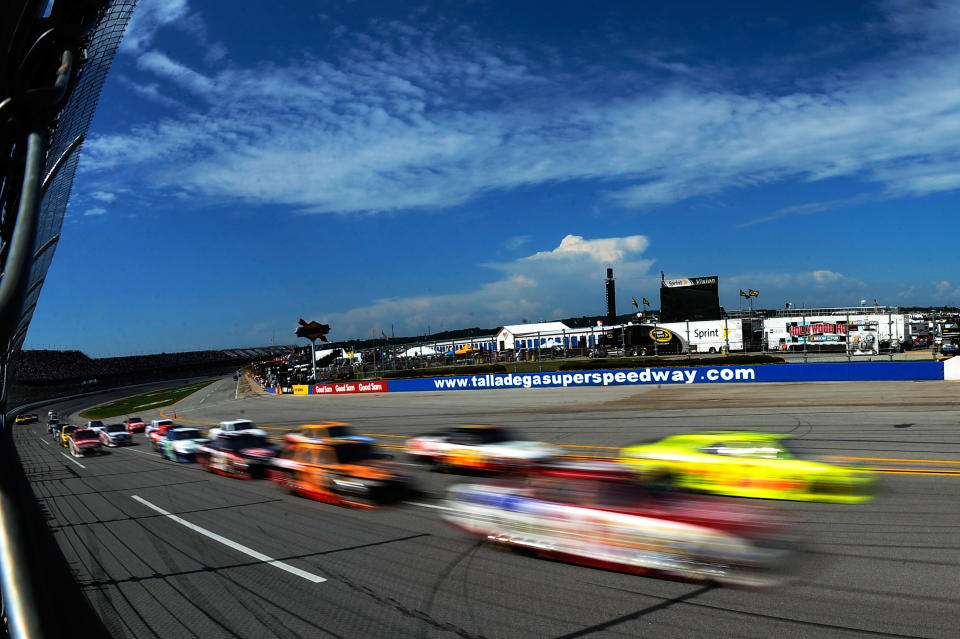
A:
[
  {"xmin": 99, "ymin": 423, "xmax": 132, "ymax": 447},
  {"xmin": 58, "ymin": 424, "xmax": 78, "ymax": 447},
  {"xmin": 68, "ymin": 429, "xmax": 101, "ymax": 457},
  {"xmin": 293, "ymin": 422, "xmax": 374, "ymax": 444},
  {"xmin": 146, "ymin": 418, "xmax": 174, "ymax": 439},
  {"xmin": 442, "ymin": 462, "xmax": 794, "ymax": 587},
  {"xmin": 406, "ymin": 425, "xmax": 561, "ymax": 472},
  {"xmin": 15, "ymin": 413, "xmax": 38, "ymax": 424},
  {"xmin": 156, "ymin": 428, "xmax": 208, "ymax": 462},
  {"xmin": 124, "ymin": 416, "xmax": 146, "ymax": 433},
  {"xmin": 147, "ymin": 420, "xmax": 178, "ymax": 446},
  {"xmin": 620, "ymin": 432, "xmax": 874, "ymax": 503},
  {"xmin": 270, "ymin": 433, "xmax": 410, "ymax": 507},
  {"xmin": 196, "ymin": 431, "xmax": 277, "ymax": 479}
]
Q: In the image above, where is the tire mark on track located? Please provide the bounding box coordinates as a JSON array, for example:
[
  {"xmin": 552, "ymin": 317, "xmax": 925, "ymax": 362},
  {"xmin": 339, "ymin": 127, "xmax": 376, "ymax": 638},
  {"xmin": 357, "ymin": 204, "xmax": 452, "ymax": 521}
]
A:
[{"xmin": 587, "ymin": 582, "xmax": 934, "ymax": 638}]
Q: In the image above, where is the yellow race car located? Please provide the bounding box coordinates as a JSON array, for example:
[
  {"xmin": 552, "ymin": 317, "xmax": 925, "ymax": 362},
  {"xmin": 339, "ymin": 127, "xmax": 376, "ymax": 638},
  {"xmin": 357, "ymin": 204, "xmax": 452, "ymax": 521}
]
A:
[{"xmin": 620, "ymin": 431, "xmax": 874, "ymax": 503}]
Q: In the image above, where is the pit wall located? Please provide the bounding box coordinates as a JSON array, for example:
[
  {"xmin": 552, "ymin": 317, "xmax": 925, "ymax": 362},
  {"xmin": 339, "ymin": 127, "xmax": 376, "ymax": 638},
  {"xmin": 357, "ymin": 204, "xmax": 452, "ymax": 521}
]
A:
[{"xmin": 261, "ymin": 361, "xmax": 945, "ymax": 395}]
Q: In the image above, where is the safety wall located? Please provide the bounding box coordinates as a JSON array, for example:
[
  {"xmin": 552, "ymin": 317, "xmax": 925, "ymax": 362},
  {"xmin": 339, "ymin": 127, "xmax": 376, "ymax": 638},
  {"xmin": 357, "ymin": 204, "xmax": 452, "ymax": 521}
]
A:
[{"xmin": 262, "ymin": 361, "xmax": 945, "ymax": 394}]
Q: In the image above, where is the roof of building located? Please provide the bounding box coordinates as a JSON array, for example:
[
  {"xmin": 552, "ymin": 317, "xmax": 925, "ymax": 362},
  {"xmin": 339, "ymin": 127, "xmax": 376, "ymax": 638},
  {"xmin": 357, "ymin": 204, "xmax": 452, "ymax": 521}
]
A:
[{"xmin": 499, "ymin": 322, "xmax": 572, "ymax": 335}]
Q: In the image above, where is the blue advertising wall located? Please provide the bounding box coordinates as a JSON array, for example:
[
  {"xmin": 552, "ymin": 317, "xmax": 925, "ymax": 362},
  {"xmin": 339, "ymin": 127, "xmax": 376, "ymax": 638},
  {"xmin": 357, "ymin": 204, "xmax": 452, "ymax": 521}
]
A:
[{"xmin": 386, "ymin": 361, "xmax": 944, "ymax": 393}]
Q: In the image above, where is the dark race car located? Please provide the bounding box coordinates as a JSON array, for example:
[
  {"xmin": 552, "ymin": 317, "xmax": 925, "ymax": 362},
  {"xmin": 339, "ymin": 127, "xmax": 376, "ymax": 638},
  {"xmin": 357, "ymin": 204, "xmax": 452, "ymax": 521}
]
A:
[
  {"xmin": 196, "ymin": 431, "xmax": 278, "ymax": 479},
  {"xmin": 442, "ymin": 461, "xmax": 796, "ymax": 587}
]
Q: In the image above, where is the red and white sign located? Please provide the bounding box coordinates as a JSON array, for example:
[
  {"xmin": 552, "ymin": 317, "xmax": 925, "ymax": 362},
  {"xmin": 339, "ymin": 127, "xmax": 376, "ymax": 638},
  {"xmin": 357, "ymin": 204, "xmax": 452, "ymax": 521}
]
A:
[{"xmin": 313, "ymin": 381, "xmax": 389, "ymax": 395}]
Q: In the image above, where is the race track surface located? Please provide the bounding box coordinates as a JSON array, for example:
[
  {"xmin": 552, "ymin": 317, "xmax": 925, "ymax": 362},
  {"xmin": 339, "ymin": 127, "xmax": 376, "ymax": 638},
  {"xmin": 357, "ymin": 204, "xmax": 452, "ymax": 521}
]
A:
[{"xmin": 13, "ymin": 377, "xmax": 960, "ymax": 638}]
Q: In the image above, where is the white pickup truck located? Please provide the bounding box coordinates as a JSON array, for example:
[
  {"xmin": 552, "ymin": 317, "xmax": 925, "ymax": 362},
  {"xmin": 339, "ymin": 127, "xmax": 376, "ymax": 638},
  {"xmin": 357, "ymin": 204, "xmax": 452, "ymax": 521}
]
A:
[{"xmin": 208, "ymin": 419, "xmax": 264, "ymax": 439}]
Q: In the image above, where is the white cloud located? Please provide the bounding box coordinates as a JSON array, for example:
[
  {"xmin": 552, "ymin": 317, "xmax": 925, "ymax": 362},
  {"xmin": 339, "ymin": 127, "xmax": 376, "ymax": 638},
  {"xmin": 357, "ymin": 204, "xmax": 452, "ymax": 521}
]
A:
[
  {"xmin": 84, "ymin": 207, "xmax": 107, "ymax": 216},
  {"xmin": 90, "ymin": 191, "xmax": 116, "ymax": 203},
  {"xmin": 85, "ymin": 2, "xmax": 960, "ymax": 222},
  {"xmin": 318, "ymin": 234, "xmax": 655, "ymax": 336},
  {"xmin": 812, "ymin": 270, "xmax": 844, "ymax": 283},
  {"xmin": 527, "ymin": 234, "xmax": 648, "ymax": 263}
]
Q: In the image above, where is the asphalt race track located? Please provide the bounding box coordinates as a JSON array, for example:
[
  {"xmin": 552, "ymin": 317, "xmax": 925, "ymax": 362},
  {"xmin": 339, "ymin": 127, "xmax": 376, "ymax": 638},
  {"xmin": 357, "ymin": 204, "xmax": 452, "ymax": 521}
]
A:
[{"xmin": 12, "ymin": 377, "xmax": 960, "ymax": 638}]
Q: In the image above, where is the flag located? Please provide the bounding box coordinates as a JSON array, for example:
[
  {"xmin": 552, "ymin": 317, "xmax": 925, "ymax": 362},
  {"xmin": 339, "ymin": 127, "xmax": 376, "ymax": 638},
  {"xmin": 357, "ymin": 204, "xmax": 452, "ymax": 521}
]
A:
[
  {"xmin": 642, "ymin": 297, "xmax": 650, "ymax": 306},
  {"xmin": 381, "ymin": 331, "xmax": 389, "ymax": 340},
  {"xmin": 739, "ymin": 289, "xmax": 748, "ymax": 298},
  {"xmin": 631, "ymin": 297, "xmax": 639, "ymax": 308},
  {"xmin": 660, "ymin": 271, "xmax": 665, "ymax": 282},
  {"xmin": 749, "ymin": 289, "xmax": 759, "ymax": 297}
]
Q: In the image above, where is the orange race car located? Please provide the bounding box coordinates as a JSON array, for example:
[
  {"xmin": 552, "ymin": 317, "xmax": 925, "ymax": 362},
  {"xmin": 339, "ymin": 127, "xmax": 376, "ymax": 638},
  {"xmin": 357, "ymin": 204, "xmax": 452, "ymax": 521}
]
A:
[{"xmin": 270, "ymin": 432, "xmax": 411, "ymax": 508}]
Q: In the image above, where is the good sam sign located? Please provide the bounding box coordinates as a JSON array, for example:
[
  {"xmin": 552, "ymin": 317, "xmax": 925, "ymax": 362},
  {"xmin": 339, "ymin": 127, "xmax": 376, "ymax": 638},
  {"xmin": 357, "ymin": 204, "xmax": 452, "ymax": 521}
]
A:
[{"xmin": 313, "ymin": 381, "xmax": 388, "ymax": 394}]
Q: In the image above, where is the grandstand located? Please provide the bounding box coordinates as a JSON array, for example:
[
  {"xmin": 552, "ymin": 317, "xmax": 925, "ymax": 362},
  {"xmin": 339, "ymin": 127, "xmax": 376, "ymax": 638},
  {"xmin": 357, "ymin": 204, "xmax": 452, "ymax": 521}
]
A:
[{"xmin": 13, "ymin": 346, "xmax": 295, "ymax": 385}]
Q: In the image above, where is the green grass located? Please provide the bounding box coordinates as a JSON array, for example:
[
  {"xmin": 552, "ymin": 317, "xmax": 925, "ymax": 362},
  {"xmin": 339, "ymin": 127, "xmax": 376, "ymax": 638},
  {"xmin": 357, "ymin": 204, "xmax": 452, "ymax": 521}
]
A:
[{"xmin": 79, "ymin": 380, "xmax": 216, "ymax": 419}]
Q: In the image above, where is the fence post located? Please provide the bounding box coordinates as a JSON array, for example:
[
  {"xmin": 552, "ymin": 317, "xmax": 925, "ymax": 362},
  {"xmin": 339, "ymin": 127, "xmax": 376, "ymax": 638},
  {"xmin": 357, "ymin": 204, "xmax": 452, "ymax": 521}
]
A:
[
  {"xmin": 846, "ymin": 313, "xmax": 851, "ymax": 363},
  {"xmin": 932, "ymin": 309, "xmax": 938, "ymax": 360},
  {"xmin": 802, "ymin": 310, "xmax": 807, "ymax": 363},
  {"xmin": 888, "ymin": 311, "xmax": 894, "ymax": 361}
]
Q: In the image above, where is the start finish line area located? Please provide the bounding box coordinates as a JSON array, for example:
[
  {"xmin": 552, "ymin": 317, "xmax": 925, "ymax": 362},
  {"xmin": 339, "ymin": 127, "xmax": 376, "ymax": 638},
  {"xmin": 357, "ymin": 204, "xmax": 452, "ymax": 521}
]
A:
[{"xmin": 263, "ymin": 359, "xmax": 954, "ymax": 396}]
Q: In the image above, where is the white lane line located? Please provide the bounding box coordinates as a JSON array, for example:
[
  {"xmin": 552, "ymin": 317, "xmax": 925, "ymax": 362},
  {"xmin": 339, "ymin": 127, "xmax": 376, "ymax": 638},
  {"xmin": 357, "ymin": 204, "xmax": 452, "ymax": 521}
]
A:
[
  {"xmin": 126, "ymin": 447, "xmax": 160, "ymax": 457},
  {"xmin": 60, "ymin": 452, "xmax": 86, "ymax": 469},
  {"xmin": 36, "ymin": 436, "xmax": 49, "ymax": 446},
  {"xmin": 404, "ymin": 501, "xmax": 455, "ymax": 512},
  {"xmin": 131, "ymin": 495, "xmax": 326, "ymax": 584}
]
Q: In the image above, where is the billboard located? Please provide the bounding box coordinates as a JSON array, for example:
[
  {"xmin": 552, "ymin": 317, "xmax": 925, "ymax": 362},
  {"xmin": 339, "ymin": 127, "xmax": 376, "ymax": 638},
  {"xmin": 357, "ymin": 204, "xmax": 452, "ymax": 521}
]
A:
[
  {"xmin": 660, "ymin": 275, "xmax": 720, "ymax": 323},
  {"xmin": 765, "ymin": 314, "xmax": 905, "ymax": 351}
]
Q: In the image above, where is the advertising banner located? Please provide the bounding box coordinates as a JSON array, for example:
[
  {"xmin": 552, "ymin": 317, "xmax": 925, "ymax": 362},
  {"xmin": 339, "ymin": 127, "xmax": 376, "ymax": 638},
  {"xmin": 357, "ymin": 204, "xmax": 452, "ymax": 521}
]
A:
[
  {"xmin": 386, "ymin": 361, "xmax": 943, "ymax": 392},
  {"xmin": 313, "ymin": 380, "xmax": 389, "ymax": 395},
  {"xmin": 292, "ymin": 385, "xmax": 310, "ymax": 395}
]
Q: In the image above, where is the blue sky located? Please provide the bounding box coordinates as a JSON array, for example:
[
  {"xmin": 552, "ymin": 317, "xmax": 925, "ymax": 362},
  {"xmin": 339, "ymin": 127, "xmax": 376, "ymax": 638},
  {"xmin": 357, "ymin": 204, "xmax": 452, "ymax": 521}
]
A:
[{"xmin": 25, "ymin": 0, "xmax": 960, "ymax": 355}]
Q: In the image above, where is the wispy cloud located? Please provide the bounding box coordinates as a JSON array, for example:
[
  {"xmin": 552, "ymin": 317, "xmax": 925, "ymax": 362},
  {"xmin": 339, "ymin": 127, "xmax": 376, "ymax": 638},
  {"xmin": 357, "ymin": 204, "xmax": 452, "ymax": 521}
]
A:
[
  {"xmin": 727, "ymin": 269, "xmax": 869, "ymax": 307},
  {"xmin": 121, "ymin": 0, "xmax": 190, "ymax": 54},
  {"xmin": 503, "ymin": 235, "xmax": 530, "ymax": 251},
  {"xmin": 84, "ymin": 207, "xmax": 107, "ymax": 216},
  {"xmin": 87, "ymin": 1, "xmax": 960, "ymax": 224},
  {"xmin": 137, "ymin": 51, "xmax": 215, "ymax": 94},
  {"xmin": 90, "ymin": 191, "xmax": 116, "ymax": 203}
]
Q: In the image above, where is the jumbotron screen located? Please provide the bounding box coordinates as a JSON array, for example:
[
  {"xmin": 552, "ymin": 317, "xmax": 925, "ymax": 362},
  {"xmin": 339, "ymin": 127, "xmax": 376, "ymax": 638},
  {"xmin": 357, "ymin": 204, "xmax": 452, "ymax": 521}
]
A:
[{"xmin": 660, "ymin": 276, "xmax": 721, "ymax": 322}]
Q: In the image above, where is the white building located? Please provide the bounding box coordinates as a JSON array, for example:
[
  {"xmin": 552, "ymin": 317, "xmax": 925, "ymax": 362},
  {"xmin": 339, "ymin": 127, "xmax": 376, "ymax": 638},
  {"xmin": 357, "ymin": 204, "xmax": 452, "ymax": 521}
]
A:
[{"xmin": 496, "ymin": 322, "xmax": 611, "ymax": 351}]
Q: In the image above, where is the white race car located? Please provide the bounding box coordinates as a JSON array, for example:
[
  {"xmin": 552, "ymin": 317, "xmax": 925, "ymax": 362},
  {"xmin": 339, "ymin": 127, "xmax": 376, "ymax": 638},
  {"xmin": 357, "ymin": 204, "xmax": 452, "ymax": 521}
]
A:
[
  {"xmin": 442, "ymin": 462, "xmax": 795, "ymax": 587},
  {"xmin": 156, "ymin": 428, "xmax": 208, "ymax": 462},
  {"xmin": 406, "ymin": 425, "xmax": 561, "ymax": 471}
]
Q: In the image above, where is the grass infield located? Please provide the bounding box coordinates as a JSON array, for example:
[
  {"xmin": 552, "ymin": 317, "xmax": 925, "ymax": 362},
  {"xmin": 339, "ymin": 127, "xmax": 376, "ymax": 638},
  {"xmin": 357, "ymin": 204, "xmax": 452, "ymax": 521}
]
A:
[{"xmin": 79, "ymin": 379, "xmax": 217, "ymax": 419}]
